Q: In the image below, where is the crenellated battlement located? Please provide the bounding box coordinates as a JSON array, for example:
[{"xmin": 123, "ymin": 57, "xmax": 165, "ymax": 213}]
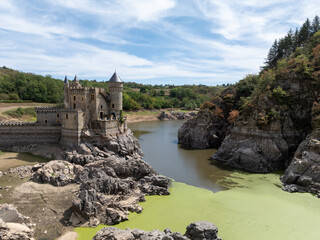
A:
[
  {"xmin": 35, "ymin": 107, "xmax": 63, "ymax": 111},
  {"xmin": 0, "ymin": 121, "xmax": 37, "ymax": 126}
]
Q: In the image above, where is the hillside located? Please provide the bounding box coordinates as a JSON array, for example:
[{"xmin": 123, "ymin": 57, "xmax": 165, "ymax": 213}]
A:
[
  {"xmin": 179, "ymin": 16, "xmax": 320, "ymax": 196},
  {"xmin": 0, "ymin": 67, "xmax": 228, "ymax": 110}
]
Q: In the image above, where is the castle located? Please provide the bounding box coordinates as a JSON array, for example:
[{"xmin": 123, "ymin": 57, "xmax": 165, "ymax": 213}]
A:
[{"xmin": 0, "ymin": 72, "xmax": 126, "ymax": 149}]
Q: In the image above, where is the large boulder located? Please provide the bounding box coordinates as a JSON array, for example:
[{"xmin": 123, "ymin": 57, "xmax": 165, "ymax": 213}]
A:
[
  {"xmin": 31, "ymin": 160, "xmax": 83, "ymax": 186},
  {"xmin": 178, "ymin": 109, "xmax": 229, "ymax": 149},
  {"xmin": 185, "ymin": 221, "xmax": 221, "ymax": 240}
]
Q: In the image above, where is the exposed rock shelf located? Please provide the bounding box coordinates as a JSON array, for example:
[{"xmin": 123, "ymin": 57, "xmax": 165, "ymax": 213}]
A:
[{"xmin": 93, "ymin": 221, "xmax": 221, "ymax": 240}]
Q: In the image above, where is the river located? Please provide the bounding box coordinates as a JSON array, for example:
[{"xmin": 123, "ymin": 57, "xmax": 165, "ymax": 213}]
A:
[
  {"xmin": 129, "ymin": 120, "xmax": 233, "ymax": 192},
  {"xmin": 76, "ymin": 120, "xmax": 320, "ymax": 240}
]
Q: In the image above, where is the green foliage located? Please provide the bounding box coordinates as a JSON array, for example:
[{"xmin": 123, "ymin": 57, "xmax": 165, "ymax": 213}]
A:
[
  {"xmin": 264, "ymin": 16, "xmax": 320, "ymax": 70},
  {"xmin": 272, "ymin": 87, "xmax": 289, "ymax": 104},
  {"xmin": 0, "ymin": 67, "xmax": 64, "ymax": 103},
  {"xmin": 267, "ymin": 108, "xmax": 280, "ymax": 121},
  {"xmin": 119, "ymin": 110, "xmax": 124, "ymax": 123},
  {"xmin": 4, "ymin": 107, "xmax": 36, "ymax": 118}
]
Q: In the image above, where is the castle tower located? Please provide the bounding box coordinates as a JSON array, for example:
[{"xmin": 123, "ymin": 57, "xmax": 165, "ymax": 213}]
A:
[
  {"xmin": 63, "ymin": 75, "xmax": 69, "ymax": 108},
  {"xmin": 108, "ymin": 71, "xmax": 123, "ymax": 118}
]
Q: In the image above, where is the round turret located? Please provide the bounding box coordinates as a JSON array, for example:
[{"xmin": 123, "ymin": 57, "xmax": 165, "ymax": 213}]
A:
[{"xmin": 108, "ymin": 72, "xmax": 123, "ymax": 117}]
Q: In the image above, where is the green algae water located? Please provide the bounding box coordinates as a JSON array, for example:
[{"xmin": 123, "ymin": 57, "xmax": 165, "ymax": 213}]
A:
[{"xmin": 75, "ymin": 120, "xmax": 320, "ymax": 240}]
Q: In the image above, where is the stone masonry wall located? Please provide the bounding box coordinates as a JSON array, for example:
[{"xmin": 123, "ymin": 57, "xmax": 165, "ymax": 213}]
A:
[{"xmin": 0, "ymin": 122, "xmax": 61, "ymax": 148}]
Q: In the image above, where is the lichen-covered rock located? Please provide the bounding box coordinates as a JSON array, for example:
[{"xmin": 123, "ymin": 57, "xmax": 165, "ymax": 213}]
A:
[
  {"xmin": 31, "ymin": 160, "xmax": 83, "ymax": 186},
  {"xmin": 9, "ymin": 165, "xmax": 33, "ymax": 179},
  {"xmin": 185, "ymin": 221, "xmax": 221, "ymax": 240},
  {"xmin": 0, "ymin": 204, "xmax": 35, "ymax": 240},
  {"xmin": 65, "ymin": 129, "xmax": 143, "ymax": 165},
  {"xmin": 281, "ymin": 129, "xmax": 320, "ymax": 195},
  {"xmin": 178, "ymin": 109, "xmax": 229, "ymax": 149},
  {"xmin": 71, "ymin": 157, "xmax": 171, "ymax": 226},
  {"xmin": 92, "ymin": 221, "xmax": 221, "ymax": 240}
]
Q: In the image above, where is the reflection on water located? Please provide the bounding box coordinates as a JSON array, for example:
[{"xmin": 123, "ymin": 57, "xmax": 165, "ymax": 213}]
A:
[{"xmin": 129, "ymin": 120, "xmax": 234, "ymax": 192}]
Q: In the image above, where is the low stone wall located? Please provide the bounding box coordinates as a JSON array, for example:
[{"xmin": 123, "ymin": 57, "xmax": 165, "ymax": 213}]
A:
[{"xmin": 0, "ymin": 122, "xmax": 61, "ymax": 148}]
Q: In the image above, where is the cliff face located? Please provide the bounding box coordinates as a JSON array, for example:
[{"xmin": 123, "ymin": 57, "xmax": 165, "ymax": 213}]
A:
[
  {"xmin": 178, "ymin": 109, "xmax": 229, "ymax": 149},
  {"xmin": 281, "ymin": 129, "xmax": 320, "ymax": 196},
  {"xmin": 214, "ymin": 72, "xmax": 318, "ymax": 173}
]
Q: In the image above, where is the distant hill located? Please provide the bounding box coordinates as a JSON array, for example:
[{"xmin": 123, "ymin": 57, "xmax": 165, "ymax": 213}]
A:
[{"xmin": 0, "ymin": 67, "xmax": 228, "ymax": 110}]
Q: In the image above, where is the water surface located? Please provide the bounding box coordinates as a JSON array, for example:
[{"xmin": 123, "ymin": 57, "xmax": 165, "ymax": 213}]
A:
[
  {"xmin": 76, "ymin": 120, "xmax": 320, "ymax": 240},
  {"xmin": 129, "ymin": 120, "xmax": 233, "ymax": 191}
]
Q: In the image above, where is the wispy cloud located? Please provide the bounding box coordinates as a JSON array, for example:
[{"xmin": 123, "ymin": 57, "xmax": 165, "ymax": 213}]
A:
[{"xmin": 0, "ymin": 0, "xmax": 320, "ymax": 85}]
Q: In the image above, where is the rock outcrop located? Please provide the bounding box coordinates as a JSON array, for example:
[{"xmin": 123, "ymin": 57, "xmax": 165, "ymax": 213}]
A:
[
  {"xmin": 31, "ymin": 160, "xmax": 83, "ymax": 186},
  {"xmin": 93, "ymin": 221, "xmax": 221, "ymax": 240},
  {"xmin": 158, "ymin": 111, "xmax": 196, "ymax": 121},
  {"xmin": 65, "ymin": 129, "xmax": 143, "ymax": 165},
  {"xmin": 31, "ymin": 142, "xmax": 171, "ymax": 226},
  {"xmin": 0, "ymin": 204, "xmax": 35, "ymax": 240},
  {"xmin": 71, "ymin": 157, "xmax": 171, "ymax": 226},
  {"xmin": 281, "ymin": 129, "xmax": 320, "ymax": 195},
  {"xmin": 178, "ymin": 109, "xmax": 229, "ymax": 149},
  {"xmin": 213, "ymin": 70, "xmax": 318, "ymax": 173}
]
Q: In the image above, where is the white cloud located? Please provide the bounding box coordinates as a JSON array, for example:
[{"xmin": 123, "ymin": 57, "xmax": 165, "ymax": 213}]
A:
[{"xmin": 1, "ymin": 0, "xmax": 320, "ymax": 85}]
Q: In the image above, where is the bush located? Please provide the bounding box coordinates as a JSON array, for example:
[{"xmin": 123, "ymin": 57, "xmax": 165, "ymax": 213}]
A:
[
  {"xmin": 272, "ymin": 86, "xmax": 289, "ymax": 104},
  {"xmin": 227, "ymin": 110, "xmax": 239, "ymax": 124}
]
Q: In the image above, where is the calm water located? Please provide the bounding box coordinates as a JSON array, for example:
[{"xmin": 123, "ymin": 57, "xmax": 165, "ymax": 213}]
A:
[{"xmin": 129, "ymin": 120, "xmax": 234, "ymax": 192}]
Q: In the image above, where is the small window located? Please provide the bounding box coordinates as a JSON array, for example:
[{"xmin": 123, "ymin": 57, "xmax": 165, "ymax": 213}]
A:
[
  {"xmin": 101, "ymin": 105, "xmax": 103, "ymax": 109},
  {"xmin": 73, "ymin": 95, "xmax": 76, "ymax": 100},
  {"xmin": 82, "ymin": 97, "xmax": 84, "ymax": 101},
  {"xmin": 91, "ymin": 94, "xmax": 95, "ymax": 100},
  {"xmin": 57, "ymin": 113, "xmax": 60, "ymax": 118},
  {"xmin": 112, "ymin": 104, "xmax": 115, "ymax": 108},
  {"xmin": 74, "ymin": 103, "xmax": 76, "ymax": 109},
  {"xmin": 66, "ymin": 114, "xmax": 68, "ymax": 119},
  {"xmin": 45, "ymin": 119, "xmax": 47, "ymax": 124}
]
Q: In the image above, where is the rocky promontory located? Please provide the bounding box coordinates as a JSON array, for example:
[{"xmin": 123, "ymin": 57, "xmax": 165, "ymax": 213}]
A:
[
  {"xmin": 178, "ymin": 109, "xmax": 229, "ymax": 149},
  {"xmin": 30, "ymin": 130, "xmax": 171, "ymax": 227},
  {"xmin": 93, "ymin": 221, "xmax": 221, "ymax": 240}
]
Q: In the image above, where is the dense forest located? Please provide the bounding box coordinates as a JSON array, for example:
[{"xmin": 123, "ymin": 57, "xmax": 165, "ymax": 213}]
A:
[
  {"xmin": 201, "ymin": 15, "xmax": 320, "ymax": 128},
  {"xmin": 0, "ymin": 67, "xmax": 229, "ymax": 110}
]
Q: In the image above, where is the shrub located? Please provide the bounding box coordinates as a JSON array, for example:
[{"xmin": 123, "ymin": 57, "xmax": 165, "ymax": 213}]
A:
[
  {"xmin": 272, "ymin": 86, "xmax": 289, "ymax": 104},
  {"xmin": 227, "ymin": 110, "xmax": 239, "ymax": 124}
]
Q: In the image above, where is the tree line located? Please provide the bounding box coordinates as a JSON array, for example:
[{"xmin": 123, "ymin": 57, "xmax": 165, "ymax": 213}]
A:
[
  {"xmin": 264, "ymin": 16, "xmax": 320, "ymax": 69},
  {"xmin": 0, "ymin": 67, "xmax": 228, "ymax": 110}
]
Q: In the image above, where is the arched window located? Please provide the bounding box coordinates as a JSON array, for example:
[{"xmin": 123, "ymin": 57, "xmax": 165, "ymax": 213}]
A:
[{"xmin": 74, "ymin": 103, "xmax": 76, "ymax": 109}]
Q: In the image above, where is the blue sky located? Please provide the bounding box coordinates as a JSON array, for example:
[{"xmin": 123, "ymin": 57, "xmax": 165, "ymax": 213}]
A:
[{"xmin": 0, "ymin": 0, "xmax": 320, "ymax": 85}]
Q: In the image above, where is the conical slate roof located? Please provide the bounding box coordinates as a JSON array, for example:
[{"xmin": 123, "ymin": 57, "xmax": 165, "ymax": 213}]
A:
[
  {"xmin": 64, "ymin": 75, "xmax": 68, "ymax": 83},
  {"xmin": 109, "ymin": 71, "xmax": 122, "ymax": 83},
  {"xmin": 74, "ymin": 75, "xmax": 79, "ymax": 82}
]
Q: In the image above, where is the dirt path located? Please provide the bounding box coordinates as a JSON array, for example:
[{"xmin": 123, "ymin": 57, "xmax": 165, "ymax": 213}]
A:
[{"xmin": 0, "ymin": 103, "xmax": 54, "ymax": 121}]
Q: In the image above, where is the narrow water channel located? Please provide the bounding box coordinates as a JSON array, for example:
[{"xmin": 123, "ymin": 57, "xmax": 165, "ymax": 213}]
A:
[{"xmin": 128, "ymin": 120, "xmax": 233, "ymax": 192}]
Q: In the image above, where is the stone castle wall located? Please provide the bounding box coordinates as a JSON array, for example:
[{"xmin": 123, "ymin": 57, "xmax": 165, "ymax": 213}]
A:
[{"xmin": 0, "ymin": 122, "xmax": 61, "ymax": 148}]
